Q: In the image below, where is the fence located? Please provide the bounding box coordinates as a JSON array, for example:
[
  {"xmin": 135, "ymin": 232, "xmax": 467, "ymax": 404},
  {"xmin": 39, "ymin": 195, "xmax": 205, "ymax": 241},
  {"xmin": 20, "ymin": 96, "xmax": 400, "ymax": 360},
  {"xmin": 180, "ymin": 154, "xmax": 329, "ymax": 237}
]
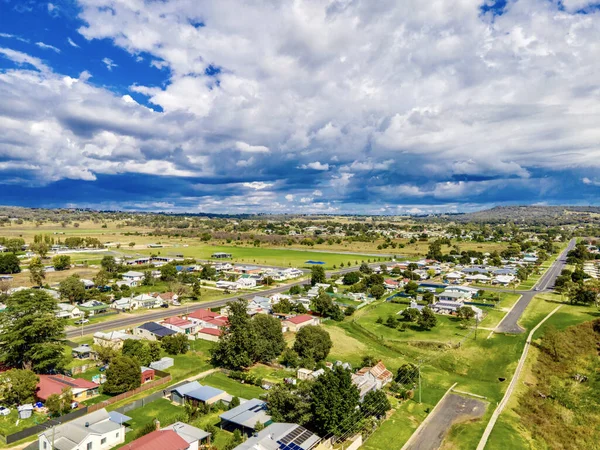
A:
[
  {"xmin": 1, "ymin": 407, "xmax": 89, "ymax": 445},
  {"xmin": 88, "ymin": 373, "xmax": 172, "ymax": 413}
]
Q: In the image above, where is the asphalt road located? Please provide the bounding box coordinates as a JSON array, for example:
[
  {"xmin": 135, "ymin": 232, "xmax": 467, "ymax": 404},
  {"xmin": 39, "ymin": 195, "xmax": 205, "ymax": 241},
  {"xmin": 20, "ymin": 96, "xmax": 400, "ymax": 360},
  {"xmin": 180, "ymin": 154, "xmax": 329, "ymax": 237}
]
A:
[
  {"xmin": 406, "ymin": 394, "xmax": 487, "ymax": 450},
  {"xmin": 495, "ymin": 238, "xmax": 575, "ymax": 334},
  {"xmin": 65, "ymin": 263, "xmax": 385, "ymax": 339}
]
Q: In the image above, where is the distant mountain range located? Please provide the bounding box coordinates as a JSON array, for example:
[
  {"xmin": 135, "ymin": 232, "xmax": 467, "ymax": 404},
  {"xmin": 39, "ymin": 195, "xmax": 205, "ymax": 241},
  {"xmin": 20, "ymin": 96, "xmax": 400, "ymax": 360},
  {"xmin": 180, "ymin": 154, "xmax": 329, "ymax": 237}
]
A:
[{"xmin": 427, "ymin": 206, "xmax": 600, "ymax": 225}]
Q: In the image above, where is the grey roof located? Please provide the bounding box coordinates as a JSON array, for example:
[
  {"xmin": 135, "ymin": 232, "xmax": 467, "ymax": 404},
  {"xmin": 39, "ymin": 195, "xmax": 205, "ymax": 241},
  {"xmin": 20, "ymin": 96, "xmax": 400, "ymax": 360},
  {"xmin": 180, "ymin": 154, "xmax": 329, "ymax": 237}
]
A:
[
  {"xmin": 171, "ymin": 381, "xmax": 202, "ymax": 397},
  {"xmin": 162, "ymin": 422, "xmax": 210, "ymax": 443},
  {"xmin": 108, "ymin": 411, "xmax": 132, "ymax": 424},
  {"xmin": 39, "ymin": 408, "xmax": 122, "ymax": 450},
  {"xmin": 72, "ymin": 345, "xmax": 93, "ymax": 353},
  {"xmin": 220, "ymin": 398, "xmax": 271, "ymax": 429},
  {"xmin": 233, "ymin": 423, "xmax": 320, "ymax": 450}
]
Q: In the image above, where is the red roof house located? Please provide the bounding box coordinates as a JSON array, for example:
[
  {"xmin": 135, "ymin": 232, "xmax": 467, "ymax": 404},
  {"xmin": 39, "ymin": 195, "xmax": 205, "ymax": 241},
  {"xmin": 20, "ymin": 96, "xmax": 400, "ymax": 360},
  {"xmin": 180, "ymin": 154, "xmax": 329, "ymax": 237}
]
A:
[
  {"xmin": 123, "ymin": 430, "xmax": 189, "ymax": 450},
  {"xmin": 282, "ymin": 314, "xmax": 319, "ymax": 332},
  {"xmin": 37, "ymin": 375, "xmax": 99, "ymax": 401}
]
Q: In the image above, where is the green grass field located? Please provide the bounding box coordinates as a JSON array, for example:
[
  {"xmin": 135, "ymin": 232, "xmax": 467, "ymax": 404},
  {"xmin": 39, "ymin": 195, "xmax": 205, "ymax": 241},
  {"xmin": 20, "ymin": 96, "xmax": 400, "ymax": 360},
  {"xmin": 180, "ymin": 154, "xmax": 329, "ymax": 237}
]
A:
[{"xmin": 200, "ymin": 372, "xmax": 265, "ymax": 400}]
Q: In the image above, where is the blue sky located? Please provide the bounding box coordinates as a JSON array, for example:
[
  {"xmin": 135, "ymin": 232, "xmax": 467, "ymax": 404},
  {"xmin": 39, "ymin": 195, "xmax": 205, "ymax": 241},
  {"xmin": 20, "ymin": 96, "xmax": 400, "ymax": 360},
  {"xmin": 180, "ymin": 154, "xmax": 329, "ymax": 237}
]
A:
[{"xmin": 1, "ymin": 0, "xmax": 600, "ymax": 214}]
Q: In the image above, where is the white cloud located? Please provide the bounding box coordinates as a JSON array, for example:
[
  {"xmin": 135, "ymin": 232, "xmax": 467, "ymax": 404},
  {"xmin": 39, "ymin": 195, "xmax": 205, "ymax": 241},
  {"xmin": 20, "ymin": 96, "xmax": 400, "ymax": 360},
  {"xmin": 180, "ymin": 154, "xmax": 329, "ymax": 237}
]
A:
[
  {"xmin": 299, "ymin": 161, "xmax": 330, "ymax": 171},
  {"xmin": 285, "ymin": 194, "xmax": 294, "ymax": 202},
  {"xmin": 102, "ymin": 57, "xmax": 117, "ymax": 71},
  {"xmin": 36, "ymin": 42, "xmax": 61, "ymax": 53},
  {"xmin": 67, "ymin": 38, "xmax": 79, "ymax": 48},
  {"xmin": 582, "ymin": 177, "xmax": 600, "ymax": 187},
  {"xmin": 312, "ymin": 190, "xmax": 323, "ymax": 197},
  {"xmin": 0, "ymin": 47, "xmax": 49, "ymax": 72},
  {"xmin": 243, "ymin": 181, "xmax": 273, "ymax": 190},
  {"xmin": 235, "ymin": 141, "xmax": 270, "ymax": 153}
]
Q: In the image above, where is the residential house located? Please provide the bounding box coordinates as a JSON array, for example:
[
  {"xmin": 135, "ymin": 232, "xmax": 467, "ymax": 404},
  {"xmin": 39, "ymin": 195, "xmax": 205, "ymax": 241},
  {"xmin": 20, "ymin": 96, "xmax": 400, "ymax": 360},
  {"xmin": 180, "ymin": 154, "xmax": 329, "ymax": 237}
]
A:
[
  {"xmin": 493, "ymin": 274, "xmax": 516, "ymax": 286},
  {"xmin": 154, "ymin": 292, "xmax": 178, "ymax": 304},
  {"xmin": 236, "ymin": 275, "xmax": 257, "ymax": 288},
  {"xmin": 384, "ymin": 279, "xmax": 400, "ymax": 290},
  {"xmin": 122, "ymin": 271, "xmax": 145, "ymax": 286},
  {"xmin": 187, "ymin": 309, "xmax": 228, "ymax": 330},
  {"xmin": 282, "ymin": 315, "xmax": 319, "ymax": 332},
  {"xmin": 111, "ymin": 297, "xmax": 133, "ymax": 311},
  {"xmin": 36, "ymin": 375, "xmax": 99, "ymax": 402},
  {"xmin": 444, "ymin": 286, "xmax": 478, "ymax": 298},
  {"xmin": 161, "ymin": 316, "xmax": 196, "ymax": 335},
  {"xmin": 38, "ymin": 408, "xmax": 125, "ymax": 450},
  {"xmin": 351, "ymin": 361, "xmax": 393, "ymax": 399},
  {"xmin": 232, "ymin": 423, "xmax": 320, "ymax": 450},
  {"xmin": 123, "ymin": 429, "xmax": 189, "ymax": 450},
  {"xmin": 196, "ymin": 327, "xmax": 221, "ymax": 342},
  {"xmin": 79, "ymin": 300, "xmax": 109, "ymax": 316},
  {"xmin": 219, "ymin": 398, "xmax": 272, "ymax": 434},
  {"xmin": 436, "ymin": 291, "xmax": 471, "ymax": 302},
  {"xmin": 170, "ymin": 381, "xmax": 230, "ymax": 406},
  {"xmin": 80, "ymin": 279, "xmax": 95, "ymax": 289},
  {"xmin": 56, "ymin": 303, "xmax": 83, "ymax": 319},
  {"xmin": 134, "ymin": 322, "xmax": 178, "ymax": 341},
  {"xmin": 216, "ymin": 280, "xmax": 239, "ymax": 291},
  {"xmin": 131, "ymin": 294, "xmax": 163, "ymax": 309},
  {"xmin": 160, "ymin": 423, "xmax": 211, "ymax": 450},
  {"xmin": 72, "ymin": 344, "xmax": 96, "ymax": 360},
  {"xmin": 93, "ymin": 330, "xmax": 141, "ymax": 349},
  {"xmin": 466, "ymin": 274, "xmax": 491, "ymax": 284}
]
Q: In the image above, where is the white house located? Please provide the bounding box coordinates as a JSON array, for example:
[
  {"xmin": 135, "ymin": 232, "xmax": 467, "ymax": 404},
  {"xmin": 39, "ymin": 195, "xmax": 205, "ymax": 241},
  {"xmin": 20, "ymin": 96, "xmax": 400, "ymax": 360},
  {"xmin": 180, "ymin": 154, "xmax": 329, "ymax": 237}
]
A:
[
  {"xmin": 493, "ymin": 275, "xmax": 516, "ymax": 286},
  {"xmin": 122, "ymin": 271, "xmax": 144, "ymax": 286},
  {"xmin": 236, "ymin": 275, "xmax": 257, "ymax": 288},
  {"xmin": 38, "ymin": 408, "xmax": 124, "ymax": 450},
  {"xmin": 130, "ymin": 294, "xmax": 163, "ymax": 309},
  {"xmin": 216, "ymin": 280, "xmax": 239, "ymax": 290},
  {"xmin": 56, "ymin": 303, "xmax": 83, "ymax": 319}
]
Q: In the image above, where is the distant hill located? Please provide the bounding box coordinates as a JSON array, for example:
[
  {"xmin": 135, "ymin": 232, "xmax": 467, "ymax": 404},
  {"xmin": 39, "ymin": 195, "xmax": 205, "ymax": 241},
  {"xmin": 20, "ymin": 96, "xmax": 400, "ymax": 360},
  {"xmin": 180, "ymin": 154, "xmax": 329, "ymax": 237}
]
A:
[{"xmin": 426, "ymin": 205, "xmax": 600, "ymax": 225}]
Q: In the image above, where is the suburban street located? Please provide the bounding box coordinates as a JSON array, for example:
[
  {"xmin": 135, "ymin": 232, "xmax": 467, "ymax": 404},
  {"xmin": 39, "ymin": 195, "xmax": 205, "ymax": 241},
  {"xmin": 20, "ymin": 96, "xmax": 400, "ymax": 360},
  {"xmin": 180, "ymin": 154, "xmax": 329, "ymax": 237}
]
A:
[{"xmin": 495, "ymin": 239, "xmax": 575, "ymax": 333}]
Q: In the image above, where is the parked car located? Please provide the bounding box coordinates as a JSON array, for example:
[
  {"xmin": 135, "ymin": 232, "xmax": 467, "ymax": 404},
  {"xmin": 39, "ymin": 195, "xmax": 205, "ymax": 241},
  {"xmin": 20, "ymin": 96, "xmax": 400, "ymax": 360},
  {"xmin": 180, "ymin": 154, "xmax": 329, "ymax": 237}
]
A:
[
  {"xmin": 99, "ymin": 365, "xmax": 109, "ymax": 372},
  {"xmin": 160, "ymin": 303, "xmax": 169, "ymax": 308},
  {"xmin": 0, "ymin": 407, "xmax": 10, "ymax": 416},
  {"xmin": 172, "ymin": 300, "xmax": 181, "ymax": 306},
  {"xmin": 70, "ymin": 402, "xmax": 79, "ymax": 409},
  {"xmin": 74, "ymin": 319, "xmax": 90, "ymax": 325}
]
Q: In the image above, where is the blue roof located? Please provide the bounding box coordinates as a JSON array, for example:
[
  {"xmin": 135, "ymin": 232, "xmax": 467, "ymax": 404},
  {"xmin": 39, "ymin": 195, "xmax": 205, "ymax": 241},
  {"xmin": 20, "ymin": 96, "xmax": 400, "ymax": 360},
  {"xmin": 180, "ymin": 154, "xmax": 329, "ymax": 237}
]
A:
[
  {"xmin": 186, "ymin": 385, "xmax": 225, "ymax": 402},
  {"xmin": 138, "ymin": 322, "xmax": 177, "ymax": 337}
]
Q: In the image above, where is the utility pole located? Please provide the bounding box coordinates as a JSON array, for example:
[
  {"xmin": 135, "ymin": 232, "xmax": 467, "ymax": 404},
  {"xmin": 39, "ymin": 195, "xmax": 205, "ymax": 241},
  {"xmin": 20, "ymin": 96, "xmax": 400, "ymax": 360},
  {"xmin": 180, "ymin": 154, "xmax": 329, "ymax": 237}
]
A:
[{"xmin": 418, "ymin": 360, "xmax": 422, "ymax": 404}]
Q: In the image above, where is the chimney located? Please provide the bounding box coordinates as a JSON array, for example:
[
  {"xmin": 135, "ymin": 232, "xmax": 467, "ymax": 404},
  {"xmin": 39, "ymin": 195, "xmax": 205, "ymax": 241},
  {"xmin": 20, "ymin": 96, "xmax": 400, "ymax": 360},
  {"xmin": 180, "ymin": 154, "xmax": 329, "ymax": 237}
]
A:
[{"xmin": 155, "ymin": 420, "xmax": 160, "ymax": 431}]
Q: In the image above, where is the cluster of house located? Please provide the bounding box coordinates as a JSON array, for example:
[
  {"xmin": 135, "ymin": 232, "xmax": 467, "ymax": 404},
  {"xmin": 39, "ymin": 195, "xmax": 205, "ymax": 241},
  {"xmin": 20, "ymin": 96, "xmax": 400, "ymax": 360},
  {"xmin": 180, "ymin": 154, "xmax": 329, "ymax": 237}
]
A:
[{"xmin": 403, "ymin": 285, "xmax": 485, "ymax": 320}]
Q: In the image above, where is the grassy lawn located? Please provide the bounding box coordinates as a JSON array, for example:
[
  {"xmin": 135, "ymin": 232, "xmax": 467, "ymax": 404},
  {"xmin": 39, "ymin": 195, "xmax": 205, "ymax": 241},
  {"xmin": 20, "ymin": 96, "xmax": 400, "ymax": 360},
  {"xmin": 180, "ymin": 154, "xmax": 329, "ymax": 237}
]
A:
[
  {"xmin": 248, "ymin": 364, "xmax": 294, "ymax": 383},
  {"xmin": 123, "ymin": 245, "xmax": 383, "ymax": 269},
  {"xmin": 200, "ymin": 372, "xmax": 265, "ymax": 400},
  {"xmin": 168, "ymin": 346, "xmax": 215, "ymax": 381},
  {"xmin": 121, "ymin": 398, "xmax": 185, "ymax": 444},
  {"xmin": 0, "ymin": 410, "xmax": 48, "ymax": 437}
]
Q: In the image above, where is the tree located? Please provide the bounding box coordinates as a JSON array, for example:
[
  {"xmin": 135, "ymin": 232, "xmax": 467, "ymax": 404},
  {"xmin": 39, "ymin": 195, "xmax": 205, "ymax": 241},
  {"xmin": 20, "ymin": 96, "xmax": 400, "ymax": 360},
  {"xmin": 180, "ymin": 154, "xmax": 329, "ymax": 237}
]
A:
[
  {"xmin": 103, "ymin": 355, "xmax": 141, "ymax": 394},
  {"xmin": 160, "ymin": 264, "xmax": 178, "ymax": 281},
  {"xmin": 52, "ymin": 253, "xmax": 69, "ymax": 270},
  {"xmin": 369, "ymin": 284, "xmax": 385, "ymax": 299},
  {"xmin": 569, "ymin": 285, "xmax": 597, "ymax": 305},
  {"xmin": 200, "ymin": 264, "xmax": 217, "ymax": 280},
  {"xmin": 310, "ymin": 366, "xmax": 360, "ymax": 436},
  {"xmin": 59, "ymin": 276, "xmax": 86, "ymax": 304},
  {"xmin": 280, "ymin": 348, "xmax": 299, "ymax": 368},
  {"xmin": 362, "ymin": 389, "xmax": 391, "ymax": 417},
  {"xmin": 423, "ymin": 291, "xmax": 434, "ymax": 304},
  {"xmin": 541, "ymin": 325, "xmax": 562, "ymax": 361},
  {"xmin": 148, "ymin": 341, "xmax": 162, "ymax": 363},
  {"xmin": 310, "ymin": 266, "xmax": 326, "ymax": 286},
  {"xmin": 456, "ymin": 306, "xmax": 475, "ymax": 323},
  {"xmin": 359, "ymin": 262, "xmax": 372, "ymax": 274},
  {"xmin": 385, "ymin": 315, "xmax": 398, "ymax": 328},
  {"xmin": 361, "ymin": 355, "xmax": 378, "ymax": 367},
  {"xmin": 0, "ymin": 289, "xmax": 66, "ymax": 372},
  {"xmin": 404, "ymin": 281, "xmax": 419, "ymax": 294},
  {"xmin": 0, "ymin": 369, "xmax": 39, "ymax": 405},
  {"xmin": 92, "ymin": 344, "xmax": 119, "ymax": 365},
  {"xmin": 5, "ymin": 238, "xmax": 25, "ymax": 253},
  {"xmin": 253, "ymin": 314, "xmax": 286, "ymax": 363},
  {"xmin": 0, "ymin": 253, "xmax": 21, "ymax": 274},
  {"xmin": 396, "ymin": 363, "xmax": 419, "ymax": 385},
  {"xmin": 161, "ymin": 334, "xmax": 189, "ymax": 355},
  {"xmin": 342, "ymin": 272, "xmax": 360, "ymax": 285},
  {"xmin": 267, "ymin": 383, "xmax": 312, "ymax": 426},
  {"xmin": 122, "ymin": 339, "xmax": 152, "ymax": 366},
  {"xmin": 310, "ymin": 289, "xmax": 342, "ymax": 320},
  {"xmin": 211, "ymin": 300, "xmax": 256, "ymax": 369},
  {"xmin": 93, "ymin": 269, "xmax": 110, "ymax": 288},
  {"xmin": 29, "ymin": 256, "xmax": 45, "ymax": 287},
  {"xmin": 229, "ymin": 396, "xmax": 240, "ymax": 409},
  {"xmin": 101, "ymin": 255, "xmax": 118, "ymax": 273},
  {"xmin": 224, "ymin": 430, "xmax": 243, "ymax": 450},
  {"xmin": 46, "ymin": 387, "xmax": 73, "ymax": 417},
  {"xmin": 418, "ymin": 306, "xmax": 437, "ymax": 330},
  {"xmin": 288, "ymin": 285, "xmax": 302, "ymax": 295},
  {"xmin": 401, "ymin": 308, "xmax": 420, "ymax": 322},
  {"xmin": 30, "ymin": 242, "xmax": 50, "ymax": 258},
  {"xmin": 293, "ymin": 326, "xmax": 332, "ymax": 362}
]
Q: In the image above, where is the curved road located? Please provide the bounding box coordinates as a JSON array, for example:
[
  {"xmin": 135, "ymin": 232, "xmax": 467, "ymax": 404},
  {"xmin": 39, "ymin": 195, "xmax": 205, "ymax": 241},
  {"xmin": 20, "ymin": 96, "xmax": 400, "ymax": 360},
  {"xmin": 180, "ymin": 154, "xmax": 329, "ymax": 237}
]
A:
[{"xmin": 495, "ymin": 239, "xmax": 575, "ymax": 334}]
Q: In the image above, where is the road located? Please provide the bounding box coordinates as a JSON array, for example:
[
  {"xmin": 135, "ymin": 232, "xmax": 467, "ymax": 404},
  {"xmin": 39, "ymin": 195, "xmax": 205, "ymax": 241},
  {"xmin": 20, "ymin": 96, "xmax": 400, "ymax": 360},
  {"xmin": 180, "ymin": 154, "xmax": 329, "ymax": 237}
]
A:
[
  {"xmin": 66, "ymin": 263, "xmax": 383, "ymax": 338},
  {"xmin": 494, "ymin": 239, "xmax": 575, "ymax": 334},
  {"xmin": 406, "ymin": 394, "xmax": 487, "ymax": 450}
]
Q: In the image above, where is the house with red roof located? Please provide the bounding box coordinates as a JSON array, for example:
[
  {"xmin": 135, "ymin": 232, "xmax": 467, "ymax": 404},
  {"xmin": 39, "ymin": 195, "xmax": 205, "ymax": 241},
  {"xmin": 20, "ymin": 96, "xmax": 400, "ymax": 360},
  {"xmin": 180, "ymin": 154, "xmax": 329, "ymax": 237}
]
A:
[
  {"xmin": 36, "ymin": 374, "xmax": 99, "ymax": 402},
  {"xmin": 161, "ymin": 316, "xmax": 196, "ymax": 335},
  {"xmin": 384, "ymin": 279, "xmax": 401, "ymax": 290},
  {"xmin": 123, "ymin": 422, "xmax": 211, "ymax": 450},
  {"xmin": 187, "ymin": 309, "xmax": 228, "ymax": 330},
  {"xmin": 351, "ymin": 361, "xmax": 394, "ymax": 400},
  {"xmin": 196, "ymin": 327, "xmax": 222, "ymax": 342},
  {"xmin": 281, "ymin": 314, "xmax": 320, "ymax": 332}
]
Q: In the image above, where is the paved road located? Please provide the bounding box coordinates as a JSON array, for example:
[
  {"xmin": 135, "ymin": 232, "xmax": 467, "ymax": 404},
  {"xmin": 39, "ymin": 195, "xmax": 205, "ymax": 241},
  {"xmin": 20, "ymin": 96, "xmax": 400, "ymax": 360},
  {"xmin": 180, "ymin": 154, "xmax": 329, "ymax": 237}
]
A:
[
  {"xmin": 406, "ymin": 394, "xmax": 487, "ymax": 450},
  {"xmin": 495, "ymin": 239, "xmax": 575, "ymax": 334},
  {"xmin": 66, "ymin": 262, "xmax": 385, "ymax": 338}
]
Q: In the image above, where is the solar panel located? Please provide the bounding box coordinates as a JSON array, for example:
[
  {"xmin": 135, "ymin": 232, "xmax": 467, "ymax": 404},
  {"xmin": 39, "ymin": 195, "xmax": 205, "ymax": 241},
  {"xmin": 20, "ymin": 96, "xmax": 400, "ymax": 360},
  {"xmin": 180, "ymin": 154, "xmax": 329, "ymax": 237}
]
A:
[{"xmin": 49, "ymin": 376, "xmax": 79, "ymax": 388}]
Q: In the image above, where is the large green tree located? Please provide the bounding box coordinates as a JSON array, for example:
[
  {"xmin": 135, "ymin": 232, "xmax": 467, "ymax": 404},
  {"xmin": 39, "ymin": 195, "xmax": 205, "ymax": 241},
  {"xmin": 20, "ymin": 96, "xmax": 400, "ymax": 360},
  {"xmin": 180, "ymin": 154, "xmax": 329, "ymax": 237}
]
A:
[
  {"xmin": 0, "ymin": 369, "xmax": 39, "ymax": 405},
  {"xmin": 52, "ymin": 255, "xmax": 71, "ymax": 271},
  {"xmin": 103, "ymin": 355, "xmax": 141, "ymax": 394},
  {"xmin": 362, "ymin": 389, "xmax": 391, "ymax": 417},
  {"xmin": 29, "ymin": 256, "xmax": 45, "ymax": 287},
  {"xmin": 122, "ymin": 339, "xmax": 152, "ymax": 366},
  {"xmin": 252, "ymin": 314, "xmax": 286, "ymax": 363},
  {"xmin": 211, "ymin": 300, "xmax": 257, "ymax": 369},
  {"xmin": 0, "ymin": 253, "xmax": 20, "ymax": 274},
  {"xmin": 161, "ymin": 334, "xmax": 189, "ymax": 355},
  {"xmin": 0, "ymin": 289, "xmax": 66, "ymax": 372},
  {"xmin": 310, "ymin": 366, "xmax": 360, "ymax": 436},
  {"xmin": 59, "ymin": 276, "xmax": 86, "ymax": 304},
  {"xmin": 310, "ymin": 289, "xmax": 343, "ymax": 320},
  {"xmin": 101, "ymin": 255, "xmax": 118, "ymax": 273},
  {"xmin": 418, "ymin": 306, "xmax": 437, "ymax": 330},
  {"xmin": 310, "ymin": 266, "xmax": 326, "ymax": 286},
  {"xmin": 266, "ymin": 383, "xmax": 312, "ymax": 426},
  {"xmin": 293, "ymin": 326, "xmax": 332, "ymax": 362}
]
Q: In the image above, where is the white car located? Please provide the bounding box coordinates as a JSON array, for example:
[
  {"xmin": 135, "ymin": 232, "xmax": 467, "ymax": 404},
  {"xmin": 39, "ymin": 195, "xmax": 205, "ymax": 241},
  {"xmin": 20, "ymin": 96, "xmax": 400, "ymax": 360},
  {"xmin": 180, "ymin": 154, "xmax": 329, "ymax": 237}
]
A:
[
  {"xmin": 74, "ymin": 319, "xmax": 90, "ymax": 325},
  {"xmin": 172, "ymin": 300, "xmax": 181, "ymax": 306},
  {"xmin": 0, "ymin": 407, "xmax": 10, "ymax": 416}
]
